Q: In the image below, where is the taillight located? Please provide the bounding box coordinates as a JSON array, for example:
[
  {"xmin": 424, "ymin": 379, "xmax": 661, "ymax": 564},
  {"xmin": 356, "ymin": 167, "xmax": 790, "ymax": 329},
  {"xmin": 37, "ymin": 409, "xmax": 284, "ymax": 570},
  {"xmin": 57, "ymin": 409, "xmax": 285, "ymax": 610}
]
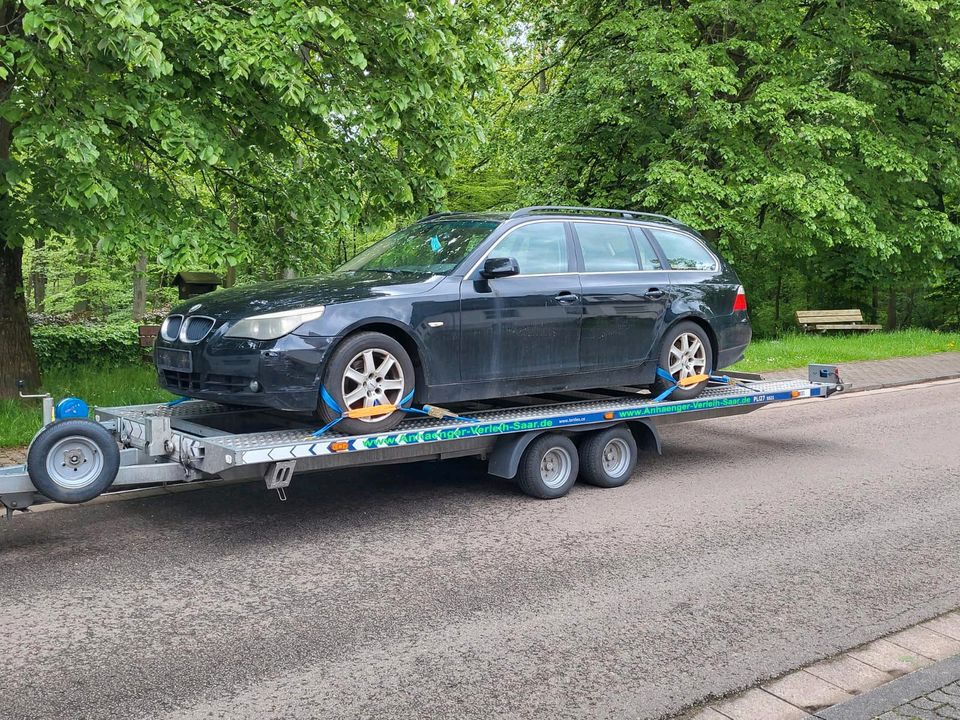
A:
[{"xmin": 733, "ymin": 285, "xmax": 748, "ymax": 312}]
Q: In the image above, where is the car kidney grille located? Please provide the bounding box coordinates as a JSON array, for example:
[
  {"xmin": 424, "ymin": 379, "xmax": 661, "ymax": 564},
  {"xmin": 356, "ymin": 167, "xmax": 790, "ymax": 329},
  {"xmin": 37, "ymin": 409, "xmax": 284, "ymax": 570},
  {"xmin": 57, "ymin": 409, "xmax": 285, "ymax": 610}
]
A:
[
  {"xmin": 181, "ymin": 316, "xmax": 215, "ymax": 343},
  {"xmin": 161, "ymin": 315, "xmax": 183, "ymax": 341}
]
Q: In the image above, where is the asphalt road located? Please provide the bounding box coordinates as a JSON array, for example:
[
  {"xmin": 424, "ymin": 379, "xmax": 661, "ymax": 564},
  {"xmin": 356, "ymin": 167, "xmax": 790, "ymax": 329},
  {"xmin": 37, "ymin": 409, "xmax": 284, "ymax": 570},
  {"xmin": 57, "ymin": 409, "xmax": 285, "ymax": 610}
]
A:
[{"xmin": 3, "ymin": 381, "xmax": 960, "ymax": 720}]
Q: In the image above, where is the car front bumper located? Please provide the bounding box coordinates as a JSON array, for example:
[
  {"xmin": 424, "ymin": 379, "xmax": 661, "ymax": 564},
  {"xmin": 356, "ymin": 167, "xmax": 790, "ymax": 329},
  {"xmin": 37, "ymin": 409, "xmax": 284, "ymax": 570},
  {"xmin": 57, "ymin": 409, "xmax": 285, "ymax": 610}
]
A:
[{"xmin": 155, "ymin": 333, "xmax": 335, "ymax": 413}]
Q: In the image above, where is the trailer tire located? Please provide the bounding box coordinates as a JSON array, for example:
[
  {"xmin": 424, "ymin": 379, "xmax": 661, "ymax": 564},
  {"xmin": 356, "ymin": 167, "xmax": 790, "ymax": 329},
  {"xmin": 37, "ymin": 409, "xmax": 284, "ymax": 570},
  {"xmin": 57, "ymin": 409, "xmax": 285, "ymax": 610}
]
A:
[
  {"xmin": 26, "ymin": 419, "xmax": 121, "ymax": 504},
  {"xmin": 516, "ymin": 433, "xmax": 579, "ymax": 499},
  {"xmin": 579, "ymin": 426, "xmax": 637, "ymax": 488}
]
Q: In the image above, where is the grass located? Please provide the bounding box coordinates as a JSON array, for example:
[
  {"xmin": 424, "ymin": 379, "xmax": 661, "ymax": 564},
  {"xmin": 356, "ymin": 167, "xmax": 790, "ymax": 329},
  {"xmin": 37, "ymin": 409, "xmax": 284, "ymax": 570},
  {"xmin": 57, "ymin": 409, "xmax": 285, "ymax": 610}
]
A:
[
  {"xmin": 732, "ymin": 328, "xmax": 960, "ymax": 373},
  {"xmin": 0, "ymin": 328, "xmax": 958, "ymax": 448},
  {"xmin": 0, "ymin": 363, "xmax": 171, "ymax": 448}
]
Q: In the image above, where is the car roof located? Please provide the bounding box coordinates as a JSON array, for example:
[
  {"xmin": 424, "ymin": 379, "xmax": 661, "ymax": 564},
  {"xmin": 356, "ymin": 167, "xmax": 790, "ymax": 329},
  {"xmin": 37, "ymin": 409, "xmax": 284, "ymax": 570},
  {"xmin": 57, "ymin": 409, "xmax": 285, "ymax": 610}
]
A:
[{"xmin": 416, "ymin": 206, "xmax": 696, "ymax": 233}]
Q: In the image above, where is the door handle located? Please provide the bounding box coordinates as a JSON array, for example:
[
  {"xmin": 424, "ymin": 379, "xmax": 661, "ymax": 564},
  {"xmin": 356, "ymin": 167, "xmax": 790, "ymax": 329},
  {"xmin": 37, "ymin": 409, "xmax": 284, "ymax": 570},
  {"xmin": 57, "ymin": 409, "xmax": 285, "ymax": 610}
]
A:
[
  {"xmin": 644, "ymin": 288, "xmax": 666, "ymax": 299},
  {"xmin": 554, "ymin": 292, "xmax": 579, "ymax": 304}
]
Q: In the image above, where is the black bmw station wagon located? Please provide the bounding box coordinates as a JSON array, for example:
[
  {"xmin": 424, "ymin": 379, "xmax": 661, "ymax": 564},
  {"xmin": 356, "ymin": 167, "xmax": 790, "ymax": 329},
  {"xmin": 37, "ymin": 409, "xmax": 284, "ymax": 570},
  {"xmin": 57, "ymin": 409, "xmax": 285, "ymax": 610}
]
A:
[{"xmin": 155, "ymin": 207, "xmax": 752, "ymax": 434}]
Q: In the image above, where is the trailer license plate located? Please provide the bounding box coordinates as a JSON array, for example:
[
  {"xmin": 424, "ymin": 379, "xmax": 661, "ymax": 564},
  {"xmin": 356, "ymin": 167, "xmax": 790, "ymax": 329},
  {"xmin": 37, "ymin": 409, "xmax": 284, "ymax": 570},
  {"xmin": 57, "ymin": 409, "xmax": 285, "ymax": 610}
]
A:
[{"xmin": 156, "ymin": 348, "xmax": 193, "ymax": 372}]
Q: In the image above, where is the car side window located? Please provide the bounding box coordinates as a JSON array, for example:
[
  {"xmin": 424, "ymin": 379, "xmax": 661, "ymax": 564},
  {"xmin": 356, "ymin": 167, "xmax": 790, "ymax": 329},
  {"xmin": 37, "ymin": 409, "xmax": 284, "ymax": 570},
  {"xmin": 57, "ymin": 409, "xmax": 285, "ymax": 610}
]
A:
[
  {"xmin": 648, "ymin": 229, "xmax": 718, "ymax": 271},
  {"xmin": 493, "ymin": 222, "xmax": 569, "ymax": 275},
  {"xmin": 574, "ymin": 222, "xmax": 640, "ymax": 272}
]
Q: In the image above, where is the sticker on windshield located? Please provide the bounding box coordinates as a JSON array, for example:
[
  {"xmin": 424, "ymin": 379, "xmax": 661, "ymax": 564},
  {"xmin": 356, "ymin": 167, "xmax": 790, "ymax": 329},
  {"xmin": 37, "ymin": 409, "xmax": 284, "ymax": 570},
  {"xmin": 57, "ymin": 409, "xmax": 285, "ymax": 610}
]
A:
[{"xmin": 429, "ymin": 235, "xmax": 441, "ymax": 252}]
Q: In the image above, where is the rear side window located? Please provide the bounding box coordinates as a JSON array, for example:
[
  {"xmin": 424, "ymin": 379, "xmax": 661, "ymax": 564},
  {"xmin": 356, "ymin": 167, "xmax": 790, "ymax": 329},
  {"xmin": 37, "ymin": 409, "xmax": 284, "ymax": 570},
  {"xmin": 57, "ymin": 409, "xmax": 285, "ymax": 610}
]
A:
[
  {"xmin": 574, "ymin": 223, "xmax": 640, "ymax": 272},
  {"xmin": 648, "ymin": 229, "xmax": 718, "ymax": 271},
  {"xmin": 494, "ymin": 222, "xmax": 569, "ymax": 275}
]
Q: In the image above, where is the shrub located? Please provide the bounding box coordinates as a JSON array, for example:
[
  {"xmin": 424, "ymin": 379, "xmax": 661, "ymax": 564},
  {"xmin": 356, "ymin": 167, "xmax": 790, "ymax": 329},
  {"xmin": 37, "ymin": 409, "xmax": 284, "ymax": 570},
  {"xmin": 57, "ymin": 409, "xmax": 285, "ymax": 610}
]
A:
[{"xmin": 31, "ymin": 321, "xmax": 144, "ymax": 367}]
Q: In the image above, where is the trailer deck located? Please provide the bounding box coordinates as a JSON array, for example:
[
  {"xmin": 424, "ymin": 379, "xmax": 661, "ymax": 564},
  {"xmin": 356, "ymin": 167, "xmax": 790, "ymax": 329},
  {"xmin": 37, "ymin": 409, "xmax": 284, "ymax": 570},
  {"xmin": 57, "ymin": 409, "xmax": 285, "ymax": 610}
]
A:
[{"xmin": 0, "ymin": 365, "xmax": 843, "ymax": 514}]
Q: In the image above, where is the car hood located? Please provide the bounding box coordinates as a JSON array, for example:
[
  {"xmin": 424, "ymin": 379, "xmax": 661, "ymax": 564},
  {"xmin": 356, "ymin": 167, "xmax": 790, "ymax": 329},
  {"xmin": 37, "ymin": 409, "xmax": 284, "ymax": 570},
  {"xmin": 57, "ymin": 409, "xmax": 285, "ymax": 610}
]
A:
[{"xmin": 171, "ymin": 271, "xmax": 444, "ymax": 321}]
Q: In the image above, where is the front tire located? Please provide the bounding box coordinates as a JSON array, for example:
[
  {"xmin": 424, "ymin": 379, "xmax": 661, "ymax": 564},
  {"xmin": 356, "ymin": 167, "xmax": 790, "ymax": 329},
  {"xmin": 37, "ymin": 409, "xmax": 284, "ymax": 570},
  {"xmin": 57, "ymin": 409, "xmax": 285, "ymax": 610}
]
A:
[
  {"xmin": 651, "ymin": 321, "xmax": 713, "ymax": 401},
  {"xmin": 317, "ymin": 332, "xmax": 415, "ymax": 435}
]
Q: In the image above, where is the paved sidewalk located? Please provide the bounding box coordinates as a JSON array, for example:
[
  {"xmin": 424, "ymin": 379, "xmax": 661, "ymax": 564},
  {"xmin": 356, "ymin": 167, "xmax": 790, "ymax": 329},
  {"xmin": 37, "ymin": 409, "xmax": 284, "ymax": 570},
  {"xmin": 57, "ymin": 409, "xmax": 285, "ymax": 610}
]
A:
[
  {"xmin": 765, "ymin": 352, "xmax": 960, "ymax": 392},
  {"xmin": 682, "ymin": 612, "xmax": 960, "ymax": 720},
  {"xmin": 818, "ymin": 653, "xmax": 960, "ymax": 720}
]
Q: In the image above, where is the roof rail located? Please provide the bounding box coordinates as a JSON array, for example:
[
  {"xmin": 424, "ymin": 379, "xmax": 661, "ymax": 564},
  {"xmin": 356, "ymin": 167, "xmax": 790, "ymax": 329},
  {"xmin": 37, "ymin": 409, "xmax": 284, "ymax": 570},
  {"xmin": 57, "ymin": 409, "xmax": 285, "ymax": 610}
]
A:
[{"xmin": 509, "ymin": 206, "xmax": 682, "ymax": 225}]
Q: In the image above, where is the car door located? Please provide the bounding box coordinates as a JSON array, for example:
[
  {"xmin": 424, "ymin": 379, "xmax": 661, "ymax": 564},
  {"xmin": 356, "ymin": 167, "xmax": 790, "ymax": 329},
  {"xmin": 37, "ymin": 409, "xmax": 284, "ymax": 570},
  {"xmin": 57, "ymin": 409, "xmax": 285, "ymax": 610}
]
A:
[
  {"xmin": 459, "ymin": 220, "xmax": 582, "ymax": 381},
  {"xmin": 572, "ymin": 221, "xmax": 671, "ymax": 371}
]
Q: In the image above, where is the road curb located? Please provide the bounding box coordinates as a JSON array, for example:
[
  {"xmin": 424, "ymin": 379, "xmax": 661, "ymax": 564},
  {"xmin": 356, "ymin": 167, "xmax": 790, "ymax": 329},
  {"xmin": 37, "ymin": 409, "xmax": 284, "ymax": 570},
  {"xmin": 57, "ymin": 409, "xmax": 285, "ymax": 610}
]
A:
[
  {"xmin": 677, "ymin": 610, "xmax": 960, "ymax": 720},
  {"xmin": 814, "ymin": 653, "xmax": 960, "ymax": 719},
  {"xmin": 839, "ymin": 370, "xmax": 960, "ymax": 394}
]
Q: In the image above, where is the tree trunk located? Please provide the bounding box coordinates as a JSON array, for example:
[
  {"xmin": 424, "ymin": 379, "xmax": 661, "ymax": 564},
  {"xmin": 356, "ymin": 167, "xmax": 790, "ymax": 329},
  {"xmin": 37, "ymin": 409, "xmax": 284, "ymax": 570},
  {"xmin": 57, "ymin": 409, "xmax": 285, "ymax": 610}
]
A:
[
  {"xmin": 773, "ymin": 269, "xmax": 783, "ymax": 324},
  {"xmin": 224, "ymin": 202, "xmax": 238, "ymax": 287},
  {"xmin": 132, "ymin": 252, "xmax": 148, "ymax": 320},
  {"xmin": 0, "ymin": 112, "xmax": 41, "ymax": 398},
  {"xmin": 0, "ymin": 244, "xmax": 41, "ymax": 397},
  {"xmin": 73, "ymin": 269, "xmax": 88, "ymax": 313},
  {"xmin": 885, "ymin": 287, "xmax": 897, "ymax": 331},
  {"xmin": 870, "ymin": 285, "xmax": 879, "ymax": 324},
  {"xmin": 31, "ymin": 236, "xmax": 46, "ymax": 312}
]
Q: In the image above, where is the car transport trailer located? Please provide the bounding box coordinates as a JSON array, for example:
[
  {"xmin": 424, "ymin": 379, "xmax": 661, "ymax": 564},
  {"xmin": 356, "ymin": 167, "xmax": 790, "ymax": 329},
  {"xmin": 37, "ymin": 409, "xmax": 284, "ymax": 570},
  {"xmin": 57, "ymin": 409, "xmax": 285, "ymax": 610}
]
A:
[{"xmin": 0, "ymin": 365, "xmax": 843, "ymax": 517}]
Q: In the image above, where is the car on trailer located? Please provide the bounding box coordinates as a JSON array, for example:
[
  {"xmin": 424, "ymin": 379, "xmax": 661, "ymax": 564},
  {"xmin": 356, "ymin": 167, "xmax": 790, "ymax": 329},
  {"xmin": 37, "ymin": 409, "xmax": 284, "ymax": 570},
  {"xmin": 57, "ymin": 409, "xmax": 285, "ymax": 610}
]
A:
[{"xmin": 154, "ymin": 207, "xmax": 751, "ymax": 435}]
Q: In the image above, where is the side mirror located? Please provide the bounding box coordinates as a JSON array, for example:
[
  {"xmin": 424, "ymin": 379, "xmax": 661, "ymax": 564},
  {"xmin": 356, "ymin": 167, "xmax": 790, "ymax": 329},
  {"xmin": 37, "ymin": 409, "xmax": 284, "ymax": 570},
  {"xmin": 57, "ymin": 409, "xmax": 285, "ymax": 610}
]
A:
[{"xmin": 480, "ymin": 257, "xmax": 520, "ymax": 279}]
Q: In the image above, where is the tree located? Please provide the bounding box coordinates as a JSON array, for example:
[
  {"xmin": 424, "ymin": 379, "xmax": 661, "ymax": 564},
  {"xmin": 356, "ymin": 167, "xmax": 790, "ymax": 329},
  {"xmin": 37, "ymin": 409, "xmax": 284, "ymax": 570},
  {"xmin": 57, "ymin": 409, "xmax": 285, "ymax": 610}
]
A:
[
  {"xmin": 497, "ymin": 0, "xmax": 960, "ymax": 333},
  {"xmin": 0, "ymin": 0, "xmax": 504, "ymax": 397}
]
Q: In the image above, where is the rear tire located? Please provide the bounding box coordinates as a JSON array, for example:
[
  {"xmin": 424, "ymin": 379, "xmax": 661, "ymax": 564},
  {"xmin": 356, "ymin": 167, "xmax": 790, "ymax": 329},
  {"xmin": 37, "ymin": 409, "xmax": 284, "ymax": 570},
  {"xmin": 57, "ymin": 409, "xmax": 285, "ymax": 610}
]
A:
[
  {"xmin": 579, "ymin": 426, "xmax": 637, "ymax": 488},
  {"xmin": 317, "ymin": 332, "xmax": 415, "ymax": 435},
  {"xmin": 650, "ymin": 321, "xmax": 713, "ymax": 401},
  {"xmin": 516, "ymin": 433, "xmax": 579, "ymax": 499}
]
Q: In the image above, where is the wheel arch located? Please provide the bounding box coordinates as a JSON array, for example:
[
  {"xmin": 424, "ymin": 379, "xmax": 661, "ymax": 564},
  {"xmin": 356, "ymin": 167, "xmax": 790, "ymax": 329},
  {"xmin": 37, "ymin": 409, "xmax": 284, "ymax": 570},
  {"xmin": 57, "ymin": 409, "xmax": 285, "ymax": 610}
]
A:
[
  {"xmin": 331, "ymin": 320, "xmax": 427, "ymax": 391},
  {"xmin": 660, "ymin": 313, "xmax": 719, "ymax": 370}
]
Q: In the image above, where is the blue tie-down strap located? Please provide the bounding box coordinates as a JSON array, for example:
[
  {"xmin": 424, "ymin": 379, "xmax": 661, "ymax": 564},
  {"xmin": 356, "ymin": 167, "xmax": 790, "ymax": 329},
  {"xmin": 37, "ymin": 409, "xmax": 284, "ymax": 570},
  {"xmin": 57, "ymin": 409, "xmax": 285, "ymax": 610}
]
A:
[
  {"xmin": 399, "ymin": 404, "xmax": 479, "ymax": 424},
  {"xmin": 166, "ymin": 396, "xmax": 191, "ymax": 407},
  {"xmin": 653, "ymin": 367, "xmax": 680, "ymax": 402},
  {"xmin": 313, "ymin": 386, "xmax": 424, "ymax": 438},
  {"xmin": 319, "ymin": 385, "xmax": 343, "ymax": 415}
]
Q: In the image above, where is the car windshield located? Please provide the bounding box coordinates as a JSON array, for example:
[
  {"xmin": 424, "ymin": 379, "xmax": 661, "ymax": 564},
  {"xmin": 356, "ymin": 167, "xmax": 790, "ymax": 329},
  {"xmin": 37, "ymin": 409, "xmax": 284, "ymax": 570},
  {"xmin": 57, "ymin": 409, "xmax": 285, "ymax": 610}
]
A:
[{"xmin": 338, "ymin": 220, "xmax": 499, "ymax": 275}]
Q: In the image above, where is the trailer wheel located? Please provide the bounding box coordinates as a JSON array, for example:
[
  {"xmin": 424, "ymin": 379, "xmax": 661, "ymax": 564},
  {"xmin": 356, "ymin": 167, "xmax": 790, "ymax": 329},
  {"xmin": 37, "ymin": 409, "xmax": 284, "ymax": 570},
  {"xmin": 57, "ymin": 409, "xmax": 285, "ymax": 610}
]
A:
[
  {"xmin": 27, "ymin": 419, "xmax": 121, "ymax": 504},
  {"xmin": 579, "ymin": 426, "xmax": 638, "ymax": 488},
  {"xmin": 516, "ymin": 433, "xmax": 579, "ymax": 499}
]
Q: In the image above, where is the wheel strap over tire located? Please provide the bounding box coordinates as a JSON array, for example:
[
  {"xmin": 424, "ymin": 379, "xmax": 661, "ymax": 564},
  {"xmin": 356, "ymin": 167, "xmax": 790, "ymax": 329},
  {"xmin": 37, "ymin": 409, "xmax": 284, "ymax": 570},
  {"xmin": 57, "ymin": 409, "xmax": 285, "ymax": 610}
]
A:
[
  {"xmin": 653, "ymin": 367, "xmax": 712, "ymax": 402},
  {"xmin": 311, "ymin": 385, "xmax": 479, "ymax": 438}
]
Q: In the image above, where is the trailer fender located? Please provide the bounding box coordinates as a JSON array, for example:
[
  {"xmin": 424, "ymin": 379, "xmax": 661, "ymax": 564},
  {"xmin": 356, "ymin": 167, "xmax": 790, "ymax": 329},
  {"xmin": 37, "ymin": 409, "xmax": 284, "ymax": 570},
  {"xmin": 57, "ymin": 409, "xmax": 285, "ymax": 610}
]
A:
[{"xmin": 487, "ymin": 420, "xmax": 660, "ymax": 480}]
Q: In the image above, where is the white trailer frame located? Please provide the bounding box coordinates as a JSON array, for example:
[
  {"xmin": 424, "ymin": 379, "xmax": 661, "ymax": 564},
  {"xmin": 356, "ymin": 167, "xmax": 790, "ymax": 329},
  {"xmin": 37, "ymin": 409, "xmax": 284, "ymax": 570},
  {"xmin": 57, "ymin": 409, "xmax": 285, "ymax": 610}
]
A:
[{"xmin": 0, "ymin": 365, "xmax": 843, "ymax": 515}]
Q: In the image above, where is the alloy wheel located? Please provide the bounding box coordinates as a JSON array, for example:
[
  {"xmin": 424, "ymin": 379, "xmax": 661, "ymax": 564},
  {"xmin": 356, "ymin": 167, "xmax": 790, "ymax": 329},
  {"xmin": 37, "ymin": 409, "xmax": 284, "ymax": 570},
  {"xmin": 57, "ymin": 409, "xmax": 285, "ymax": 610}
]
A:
[
  {"xmin": 341, "ymin": 348, "xmax": 406, "ymax": 421},
  {"xmin": 668, "ymin": 332, "xmax": 707, "ymax": 381}
]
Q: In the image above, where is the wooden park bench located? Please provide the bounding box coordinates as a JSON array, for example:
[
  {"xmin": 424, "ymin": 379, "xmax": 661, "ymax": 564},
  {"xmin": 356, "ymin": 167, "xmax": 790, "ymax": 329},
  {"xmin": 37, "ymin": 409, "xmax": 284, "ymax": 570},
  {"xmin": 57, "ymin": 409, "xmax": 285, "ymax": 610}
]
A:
[{"xmin": 795, "ymin": 309, "xmax": 882, "ymax": 332}]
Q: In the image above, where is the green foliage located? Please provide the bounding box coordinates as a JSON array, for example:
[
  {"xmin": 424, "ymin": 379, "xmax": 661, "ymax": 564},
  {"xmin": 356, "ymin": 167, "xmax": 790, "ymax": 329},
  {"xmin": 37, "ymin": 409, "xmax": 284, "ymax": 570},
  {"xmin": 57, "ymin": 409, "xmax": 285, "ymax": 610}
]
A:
[
  {"xmin": 488, "ymin": 0, "xmax": 960, "ymax": 333},
  {"xmin": 31, "ymin": 321, "xmax": 144, "ymax": 367},
  {"xmin": 2, "ymin": 0, "xmax": 507, "ymax": 289}
]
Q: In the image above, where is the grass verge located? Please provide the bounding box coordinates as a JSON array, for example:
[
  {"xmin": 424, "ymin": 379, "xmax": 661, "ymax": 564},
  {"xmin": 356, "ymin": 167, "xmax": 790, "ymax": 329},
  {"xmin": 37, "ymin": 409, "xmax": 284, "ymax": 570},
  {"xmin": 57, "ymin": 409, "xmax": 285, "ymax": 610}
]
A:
[
  {"xmin": 0, "ymin": 363, "xmax": 170, "ymax": 448},
  {"xmin": 732, "ymin": 328, "xmax": 960, "ymax": 373}
]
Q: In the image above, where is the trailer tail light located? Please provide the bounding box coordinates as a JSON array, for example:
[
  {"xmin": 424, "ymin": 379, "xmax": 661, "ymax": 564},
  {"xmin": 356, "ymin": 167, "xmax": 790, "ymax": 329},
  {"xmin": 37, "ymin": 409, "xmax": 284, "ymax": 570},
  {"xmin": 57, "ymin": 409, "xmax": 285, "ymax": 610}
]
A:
[{"xmin": 733, "ymin": 285, "xmax": 748, "ymax": 312}]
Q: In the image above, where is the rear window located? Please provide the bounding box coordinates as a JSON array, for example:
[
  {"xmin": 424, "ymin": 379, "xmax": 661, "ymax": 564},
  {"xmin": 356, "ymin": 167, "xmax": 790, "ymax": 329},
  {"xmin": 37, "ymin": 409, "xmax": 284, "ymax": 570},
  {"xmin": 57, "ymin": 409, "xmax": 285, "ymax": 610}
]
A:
[{"xmin": 648, "ymin": 229, "xmax": 718, "ymax": 271}]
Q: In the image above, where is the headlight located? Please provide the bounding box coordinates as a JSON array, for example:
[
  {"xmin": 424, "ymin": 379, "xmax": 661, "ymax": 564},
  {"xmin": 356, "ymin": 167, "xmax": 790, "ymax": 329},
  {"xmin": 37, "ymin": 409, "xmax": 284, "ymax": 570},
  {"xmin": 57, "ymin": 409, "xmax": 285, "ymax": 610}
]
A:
[{"xmin": 224, "ymin": 306, "xmax": 325, "ymax": 340}]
